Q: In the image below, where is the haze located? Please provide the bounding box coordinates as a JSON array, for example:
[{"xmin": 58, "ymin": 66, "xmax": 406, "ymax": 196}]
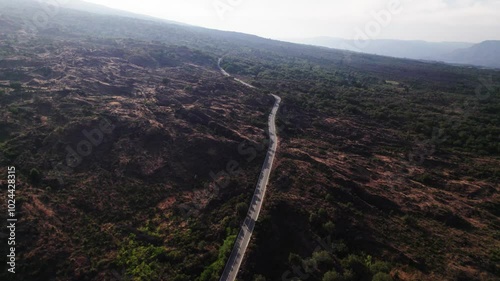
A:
[{"xmin": 79, "ymin": 0, "xmax": 500, "ymax": 43}]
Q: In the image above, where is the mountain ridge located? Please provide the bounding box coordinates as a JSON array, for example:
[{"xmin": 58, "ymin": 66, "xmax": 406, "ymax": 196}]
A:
[
  {"xmin": 443, "ymin": 40, "xmax": 500, "ymax": 69},
  {"xmin": 286, "ymin": 36, "xmax": 500, "ymax": 69}
]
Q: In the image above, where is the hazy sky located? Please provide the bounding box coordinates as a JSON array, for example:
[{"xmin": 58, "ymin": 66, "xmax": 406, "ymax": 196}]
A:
[{"xmin": 81, "ymin": 0, "xmax": 500, "ymax": 42}]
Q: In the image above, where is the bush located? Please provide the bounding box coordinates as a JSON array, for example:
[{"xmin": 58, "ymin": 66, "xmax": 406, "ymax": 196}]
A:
[
  {"xmin": 372, "ymin": 272, "xmax": 393, "ymax": 281},
  {"xmin": 8, "ymin": 106, "xmax": 19, "ymax": 114},
  {"xmin": 343, "ymin": 270, "xmax": 355, "ymax": 281},
  {"xmin": 312, "ymin": 251, "xmax": 334, "ymax": 271},
  {"xmin": 303, "ymin": 258, "xmax": 317, "ymax": 273},
  {"xmin": 325, "ymin": 194, "xmax": 333, "ymax": 202},
  {"xmin": 323, "ymin": 221, "xmax": 335, "ymax": 234},
  {"xmin": 369, "ymin": 261, "xmax": 392, "ymax": 274},
  {"xmin": 341, "ymin": 254, "xmax": 371, "ymax": 281},
  {"xmin": 288, "ymin": 253, "xmax": 302, "ymax": 266},
  {"xmin": 323, "ymin": 271, "xmax": 343, "ymax": 281},
  {"xmin": 490, "ymin": 247, "xmax": 500, "ymax": 263},
  {"xmin": 9, "ymin": 82, "xmax": 22, "ymax": 90},
  {"xmin": 253, "ymin": 274, "xmax": 266, "ymax": 281},
  {"xmin": 415, "ymin": 173, "xmax": 433, "ymax": 185},
  {"xmin": 489, "ymin": 247, "xmax": 500, "ymax": 273},
  {"xmin": 403, "ymin": 214, "xmax": 417, "ymax": 226},
  {"xmin": 309, "ymin": 212, "xmax": 319, "ymax": 224},
  {"xmin": 199, "ymin": 234, "xmax": 236, "ymax": 281},
  {"xmin": 116, "ymin": 234, "xmax": 166, "ymax": 281},
  {"xmin": 29, "ymin": 168, "xmax": 42, "ymax": 184},
  {"xmin": 236, "ymin": 202, "xmax": 248, "ymax": 217},
  {"xmin": 172, "ymin": 274, "xmax": 190, "ymax": 281},
  {"xmin": 318, "ymin": 208, "xmax": 327, "ymax": 218}
]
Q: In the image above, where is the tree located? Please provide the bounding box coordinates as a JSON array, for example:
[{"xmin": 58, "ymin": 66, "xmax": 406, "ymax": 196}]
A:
[
  {"xmin": 288, "ymin": 253, "xmax": 302, "ymax": 266},
  {"xmin": 236, "ymin": 202, "xmax": 248, "ymax": 217},
  {"xmin": 253, "ymin": 274, "xmax": 266, "ymax": 281},
  {"xmin": 29, "ymin": 168, "xmax": 42, "ymax": 185},
  {"xmin": 341, "ymin": 254, "xmax": 371, "ymax": 281},
  {"xmin": 312, "ymin": 250, "xmax": 334, "ymax": 271},
  {"xmin": 323, "ymin": 221, "xmax": 335, "ymax": 234},
  {"xmin": 372, "ymin": 272, "xmax": 393, "ymax": 281},
  {"xmin": 322, "ymin": 271, "xmax": 343, "ymax": 281},
  {"xmin": 10, "ymin": 82, "xmax": 22, "ymax": 91},
  {"xmin": 369, "ymin": 261, "xmax": 391, "ymax": 274}
]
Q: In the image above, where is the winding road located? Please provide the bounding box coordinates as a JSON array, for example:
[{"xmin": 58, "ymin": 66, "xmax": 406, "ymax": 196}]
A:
[
  {"xmin": 218, "ymin": 58, "xmax": 281, "ymax": 281},
  {"xmin": 218, "ymin": 57, "xmax": 257, "ymax": 89}
]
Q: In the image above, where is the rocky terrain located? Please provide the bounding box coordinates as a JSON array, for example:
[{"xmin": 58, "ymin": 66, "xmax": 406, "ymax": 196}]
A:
[
  {"xmin": 0, "ymin": 1, "xmax": 499, "ymax": 281},
  {"xmin": 0, "ymin": 34, "xmax": 278, "ymax": 280}
]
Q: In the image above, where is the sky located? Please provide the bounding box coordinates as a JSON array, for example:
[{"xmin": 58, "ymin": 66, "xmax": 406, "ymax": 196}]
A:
[{"xmin": 80, "ymin": 0, "xmax": 500, "ymax": 43}]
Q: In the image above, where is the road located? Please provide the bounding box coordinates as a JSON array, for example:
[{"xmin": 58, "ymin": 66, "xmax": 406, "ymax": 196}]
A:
[
  {"xmin": 218, "ymin": 57, "xmax": 257, "ymax": 89},
  {"xmin": 218, "ymin": 57, "xmax": 281, "ymax": 281}
]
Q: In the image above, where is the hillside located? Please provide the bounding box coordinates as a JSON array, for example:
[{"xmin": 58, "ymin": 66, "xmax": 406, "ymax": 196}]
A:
[
  {"xmin": 288, "ymin": 37, "xmax": 500, "ymax": 69},
  {"xmin": 444, "ymin": 41, "xmax": 500, "ymax": 69},
  {"xmin": 0, "ymin": 1, "xmax": 499, "ymax": 281}
]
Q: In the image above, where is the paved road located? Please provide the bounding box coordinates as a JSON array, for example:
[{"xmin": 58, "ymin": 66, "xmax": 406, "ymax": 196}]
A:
[
  {"xmin": 218, "ymin": 57, "xmax": 257, "ymax": 89},
  {"xmin": 218, "ymin": 58, "xmax": 281, "ymax": 281}
]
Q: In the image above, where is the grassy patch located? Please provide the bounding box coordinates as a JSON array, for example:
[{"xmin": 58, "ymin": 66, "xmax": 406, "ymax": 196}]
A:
[
  {"xmin": 116, "ymin": 234, "xmax": 166, "ymax": 281},
  {"xmin": 199, "ymin": 232, "xmax": 237, "ymax": 281}
]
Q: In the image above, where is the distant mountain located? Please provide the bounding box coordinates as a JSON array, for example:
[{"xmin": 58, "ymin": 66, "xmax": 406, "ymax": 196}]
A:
[
  {"xmin": 286, "ymin": 37, "xmax": 472, "ymax": 60},
  {"xmin": 444, "ymin": 40, "xmax": 500, "ymax": 69},
  {"xmin": 287, "ymin": 37, "xmax": 500, "ymax": 69}
]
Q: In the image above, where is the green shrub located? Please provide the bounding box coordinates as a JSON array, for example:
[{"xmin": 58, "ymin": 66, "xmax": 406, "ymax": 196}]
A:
[
  {"xmin": 415, "ymin": 173, "xmax": 433, "ymax": 185},
  {"xmin": 323, "ymin": 271, "xmax": 343, "ymax": 281},
  {"xmin": 172, "ymin": 274, "xmax": 190, "ymax": 281},
  {"xmin": 318, "ymin": 208, "xmax": 327, "ymax": 218},
  {"xmin": 369, "ymin": 261, "xmax": 392, "ymax": 274},
  {"xmin": 490, "ymin": 247, "xmax": 500, "ymax": 263},
  {"xmin": 199, "ymin": 234, "xmax": 236, "ymax": 281},
  {"xmin": 341, "ymin": 254, "xmax": 371, "ymax": 281},
  {"xmin": 309, "ymin": 212, "xmax": 319, "ymax": 224},
  {"xmin": 116, "ymin": 234, "xmax": 166, "ymax": 281},
  {"xmin": 402, "ymin": 214, "xmax": 417, "ymax": 226},
  {"xmin": 288, "ymin": 253, "xmax": 302, "ymax": 266},
  {"xmin": 325, "ymin": 194, "xmax": 333, "ymax": 202},
  {"xmin": 29, "ymin": 168, "xmax": 42, "ymax": 184},
  {"xmin": 343, "ymin": 270, "xmax": 355, "ymax": 281},
  {"xmin": 166, "ymin": 250, "xmax": 183, "ymax": 262},
  {"xmin": 303, "ymin": 258, "xmax": 317, "ymax": 274},
  {"xmin": 312, "ymin": 250, "xmax": 334, "ymax": 271},
  {"xmin": 236, "ymin": 202, "xmax": 248, "ymax": 217},
  {"xmin": 8, "ymin": 106, "xmax": 19, "ymax": 114},
  {"xmin": 253, "ymin": 274, "xmax": 266, "ymax": 281},
  {"xmin": 9, "ymin": 82, "xmax": 22, "ymax": 90},
  {"xmin": 490, "ymin": 247, "xmax": 500, "ymax": 273},
  {"xmin": 323, "ymin": 221, "xmax": 335, "ymax": 234},
  {"xmin": 372, "ymin": 272, "xmax": 393, "ymax": 281}
]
